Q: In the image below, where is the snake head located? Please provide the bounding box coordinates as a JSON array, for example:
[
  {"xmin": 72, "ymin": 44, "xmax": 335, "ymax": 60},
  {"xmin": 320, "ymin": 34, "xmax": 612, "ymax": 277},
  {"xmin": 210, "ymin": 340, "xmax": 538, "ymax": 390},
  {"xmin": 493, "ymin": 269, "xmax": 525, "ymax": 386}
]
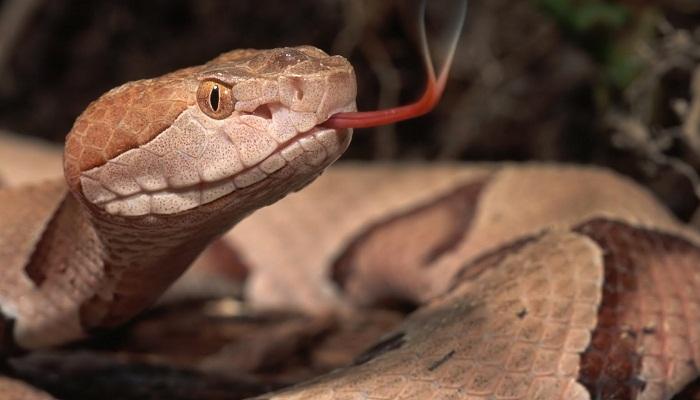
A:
[{"xmin": 64, "ymin": 46, "xmax": 356, "ymax": 220}]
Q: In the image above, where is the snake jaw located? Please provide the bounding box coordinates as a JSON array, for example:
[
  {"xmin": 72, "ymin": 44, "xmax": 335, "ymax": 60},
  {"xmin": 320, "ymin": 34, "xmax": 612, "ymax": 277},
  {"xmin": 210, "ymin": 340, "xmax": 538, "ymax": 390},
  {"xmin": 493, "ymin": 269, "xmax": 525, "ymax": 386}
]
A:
[{"xmin": 77, "ymin": 109, "xmax": 353, "ymax": 218}]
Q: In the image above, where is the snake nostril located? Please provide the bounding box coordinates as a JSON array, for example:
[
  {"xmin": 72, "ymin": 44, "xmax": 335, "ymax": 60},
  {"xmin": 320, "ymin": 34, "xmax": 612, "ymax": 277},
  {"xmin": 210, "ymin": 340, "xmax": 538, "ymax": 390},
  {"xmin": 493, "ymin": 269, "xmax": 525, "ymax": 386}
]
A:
[{"xmin": 290, "ymin": 77, "xmax": 304, "ymax": 102}]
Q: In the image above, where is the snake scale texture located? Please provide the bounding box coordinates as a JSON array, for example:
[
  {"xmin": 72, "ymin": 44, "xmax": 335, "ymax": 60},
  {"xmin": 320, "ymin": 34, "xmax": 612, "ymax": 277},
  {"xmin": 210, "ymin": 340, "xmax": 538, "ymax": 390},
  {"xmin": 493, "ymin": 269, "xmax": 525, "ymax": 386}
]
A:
[{"xmin": 2, "ymin": 47, "xmax": 700, "ymax": 400}]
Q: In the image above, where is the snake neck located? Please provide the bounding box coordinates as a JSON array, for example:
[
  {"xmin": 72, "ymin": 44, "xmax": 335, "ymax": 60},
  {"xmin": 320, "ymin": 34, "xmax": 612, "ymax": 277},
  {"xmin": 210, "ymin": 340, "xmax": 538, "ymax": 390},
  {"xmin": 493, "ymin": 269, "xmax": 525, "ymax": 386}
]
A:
[
  {"xmin": 73, "ymin": 191, "xmax": 250, "ymax": 330},
  {"xmin": 7, "ymin": 170, "xmax": 299, "ymax": 350}
]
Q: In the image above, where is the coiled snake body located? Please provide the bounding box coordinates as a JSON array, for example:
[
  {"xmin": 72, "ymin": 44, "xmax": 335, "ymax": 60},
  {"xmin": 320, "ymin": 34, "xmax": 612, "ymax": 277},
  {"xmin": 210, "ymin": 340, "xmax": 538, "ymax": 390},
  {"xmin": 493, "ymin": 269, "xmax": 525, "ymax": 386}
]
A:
[{"xmin": 2, "ymin": 47, "xmax": 700, "ymax": 400}]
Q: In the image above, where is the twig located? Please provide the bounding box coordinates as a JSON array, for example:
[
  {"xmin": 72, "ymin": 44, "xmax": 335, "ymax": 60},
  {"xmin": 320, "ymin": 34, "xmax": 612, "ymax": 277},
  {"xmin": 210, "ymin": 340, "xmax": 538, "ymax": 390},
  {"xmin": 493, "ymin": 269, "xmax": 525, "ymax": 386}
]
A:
[{"xmin": 682, "ymin": 66, "xmax": 700, "ymax": 156}]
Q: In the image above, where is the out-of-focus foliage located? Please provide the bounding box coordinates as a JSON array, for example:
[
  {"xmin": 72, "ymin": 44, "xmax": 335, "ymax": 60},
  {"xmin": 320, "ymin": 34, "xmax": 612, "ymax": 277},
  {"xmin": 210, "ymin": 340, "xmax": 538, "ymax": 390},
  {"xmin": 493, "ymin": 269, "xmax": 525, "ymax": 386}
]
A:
[
  {"xmin": 537, "ymin": 0, "xmax": 650, "ymax": 89},
  {"xmin": 538, "ymin": 0, "xmax": 629, "ymax": 35}
]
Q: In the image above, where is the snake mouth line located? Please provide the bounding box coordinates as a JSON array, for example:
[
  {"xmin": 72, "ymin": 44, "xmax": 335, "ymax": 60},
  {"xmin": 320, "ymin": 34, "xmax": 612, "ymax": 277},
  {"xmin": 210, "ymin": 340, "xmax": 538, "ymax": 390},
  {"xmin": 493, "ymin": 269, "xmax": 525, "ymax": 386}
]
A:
[{"xmin": 95, "ymin": 125, "xmax": 344, "ymax": 217}]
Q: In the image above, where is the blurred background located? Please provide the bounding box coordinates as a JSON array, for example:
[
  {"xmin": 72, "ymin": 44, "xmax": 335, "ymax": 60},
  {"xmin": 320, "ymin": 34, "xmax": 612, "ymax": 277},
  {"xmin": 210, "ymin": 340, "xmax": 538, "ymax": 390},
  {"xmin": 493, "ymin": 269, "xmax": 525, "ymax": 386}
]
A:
[{"xmin": 1, "ymin": 0, "xmax": 700, "ymax": 220}]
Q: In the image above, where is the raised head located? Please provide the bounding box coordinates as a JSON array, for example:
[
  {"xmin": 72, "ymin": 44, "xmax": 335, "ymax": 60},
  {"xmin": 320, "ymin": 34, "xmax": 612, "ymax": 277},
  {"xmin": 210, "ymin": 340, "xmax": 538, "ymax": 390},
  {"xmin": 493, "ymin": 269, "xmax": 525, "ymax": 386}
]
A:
[{"xmin": 64, "ymin": 46, "xmax": 356, "ymax": 221}]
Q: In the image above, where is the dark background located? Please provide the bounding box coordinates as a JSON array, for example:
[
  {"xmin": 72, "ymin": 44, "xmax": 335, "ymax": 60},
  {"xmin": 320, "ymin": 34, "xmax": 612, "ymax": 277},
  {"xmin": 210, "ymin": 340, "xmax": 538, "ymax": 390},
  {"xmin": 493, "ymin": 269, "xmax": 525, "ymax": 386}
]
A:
[{"xmin": 1, "ymin": 0, "xmax": 700, "ymax": 219}]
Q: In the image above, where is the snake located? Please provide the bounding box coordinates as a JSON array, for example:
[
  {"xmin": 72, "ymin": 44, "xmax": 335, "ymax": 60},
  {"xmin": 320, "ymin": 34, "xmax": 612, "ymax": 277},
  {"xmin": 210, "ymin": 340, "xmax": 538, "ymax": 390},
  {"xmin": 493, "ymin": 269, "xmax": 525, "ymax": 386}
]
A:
[{"xmin": 3, "ymin": 4, "xmax": 700, "ymax": 400}]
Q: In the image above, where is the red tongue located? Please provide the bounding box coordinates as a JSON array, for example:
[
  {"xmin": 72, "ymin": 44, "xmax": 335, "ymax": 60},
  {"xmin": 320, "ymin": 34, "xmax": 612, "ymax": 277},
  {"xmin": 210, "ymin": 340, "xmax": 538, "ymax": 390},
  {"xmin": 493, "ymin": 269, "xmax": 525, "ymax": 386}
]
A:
[{"xmin": 323, "ymin": 0, "xmax": 467, "ymax": 130}]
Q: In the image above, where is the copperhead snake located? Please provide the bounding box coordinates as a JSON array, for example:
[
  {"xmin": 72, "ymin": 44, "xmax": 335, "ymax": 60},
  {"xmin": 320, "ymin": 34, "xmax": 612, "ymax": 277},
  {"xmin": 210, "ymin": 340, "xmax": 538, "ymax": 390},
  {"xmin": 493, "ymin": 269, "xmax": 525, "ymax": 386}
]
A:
[{"xmin": 2, "ymin": 9, "xmax": 700, "ymax": 400}]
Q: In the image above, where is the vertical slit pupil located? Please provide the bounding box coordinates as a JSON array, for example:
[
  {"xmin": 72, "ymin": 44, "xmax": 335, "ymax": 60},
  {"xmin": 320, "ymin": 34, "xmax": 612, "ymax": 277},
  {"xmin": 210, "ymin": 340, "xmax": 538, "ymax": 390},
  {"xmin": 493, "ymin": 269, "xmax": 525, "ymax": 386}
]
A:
[{"xmin": 210, "ymin": 85, "xmax": 220, "ymax": 112}]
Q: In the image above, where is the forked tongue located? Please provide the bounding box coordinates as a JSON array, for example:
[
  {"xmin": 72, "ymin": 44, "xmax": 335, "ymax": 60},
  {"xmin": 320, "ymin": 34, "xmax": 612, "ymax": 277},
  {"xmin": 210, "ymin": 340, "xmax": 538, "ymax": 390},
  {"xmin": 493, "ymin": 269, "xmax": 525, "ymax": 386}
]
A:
[{"xmin": 323, "ymin": 0, "xmax": 468, "ymax": 129}]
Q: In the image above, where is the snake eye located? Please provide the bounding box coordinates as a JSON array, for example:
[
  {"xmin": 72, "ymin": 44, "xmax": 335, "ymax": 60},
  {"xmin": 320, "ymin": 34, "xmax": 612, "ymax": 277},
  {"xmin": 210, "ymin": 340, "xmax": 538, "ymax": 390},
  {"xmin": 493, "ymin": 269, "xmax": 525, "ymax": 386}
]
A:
[{"xmin": 197, "ymin": 80, "xmax": 234, "ymax": 119}]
